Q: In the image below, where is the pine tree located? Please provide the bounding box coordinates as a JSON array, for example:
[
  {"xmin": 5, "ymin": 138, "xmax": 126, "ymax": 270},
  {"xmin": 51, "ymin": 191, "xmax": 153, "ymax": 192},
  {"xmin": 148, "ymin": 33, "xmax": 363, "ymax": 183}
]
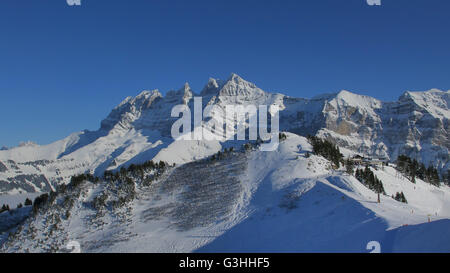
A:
[
  {"xmin": 0, "ymin": 204, "xmax": 8, "ymax": 213},
  {"xmin": 24, "ymin": 198, "xmax": 33, "ymax": 206},
  {"xmin": 444, "ymin": 170, "xmax": 450, "ymax": 186},
  {"xmin": 345, "ymin": 159, "xmax": 354, "ymax": 174},
  {"xmin": 401, "ymin": 192, "xmax": 408, "ymax": 203},
  {"xmin": 33, "ymin": 193, "xmax": 49, "ymax": 214},
  {"xmin": 0, "ymin": 204, "xmax": 10, "ymax": 213},
  {"xmin": 394, "ymin": 192, "xmax": 408, "ymax": 203}
]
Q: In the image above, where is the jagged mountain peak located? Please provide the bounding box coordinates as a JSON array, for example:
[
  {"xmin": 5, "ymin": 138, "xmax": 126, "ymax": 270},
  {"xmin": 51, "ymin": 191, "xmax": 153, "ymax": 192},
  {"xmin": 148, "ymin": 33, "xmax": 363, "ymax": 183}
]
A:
[
  {"xmin": 225, "ymin": 73, "xmax": 256, "ymax": 87},
  {"xmin": 115, "ymin": 89, "xmax": 162, "ymax": 109},
  {"xmin": 136, "ymin": 89, "xmax": 162, "ymax": 99},
  {"xmin": 100, "ymin": 89, "xmax": 163, "ymax": 131},
  {"xmin": 227, "ymin": 72, "xmax": 245, "ymax": 81},
  {"xmin": 179, "ymin": 82, "xmax": 192, "ymax": 93},
  {"xmin": 167, "ymin": 82, "xmax": 193, "ymax": 96},
  {"xmin": 113, "ymin": 89, "xmax": 162, "ymax": 110},
  {"xmin": 165, "ymin": 83, "xmax": 194, "ymax": 106},
  {"xmin": 200, "ymin": 74, "xmax": 259, "ymax": 97},
  {"xmin": 218, "ymin": 73, "xmax": 264, "ymax": 97},
  {"xmin": 197, "ymin": 73, "xmax": 268, "ymax": 100},
  {"xmin": 200, "ymin": 78, "xmax": 224, "ymax": 96}
]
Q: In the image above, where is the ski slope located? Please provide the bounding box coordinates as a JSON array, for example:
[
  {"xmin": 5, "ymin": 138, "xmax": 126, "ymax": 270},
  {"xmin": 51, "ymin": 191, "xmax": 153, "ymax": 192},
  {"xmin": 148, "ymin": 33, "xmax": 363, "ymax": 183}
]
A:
[{"xmin": 2, "ymin": 133, "xmax": 450, "ymax": 253}]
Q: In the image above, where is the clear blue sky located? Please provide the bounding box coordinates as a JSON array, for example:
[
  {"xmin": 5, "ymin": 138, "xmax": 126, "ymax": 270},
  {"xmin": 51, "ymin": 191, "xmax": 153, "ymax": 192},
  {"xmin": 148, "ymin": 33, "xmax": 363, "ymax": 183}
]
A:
[{"xmin": 1, "ymin": 0, "xmax": 449, "ymax": 147}]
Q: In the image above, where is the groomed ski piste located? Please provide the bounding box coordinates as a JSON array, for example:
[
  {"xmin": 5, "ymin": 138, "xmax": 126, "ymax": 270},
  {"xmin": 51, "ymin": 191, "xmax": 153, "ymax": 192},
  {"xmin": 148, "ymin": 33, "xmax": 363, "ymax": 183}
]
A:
[{"xmin": 2, "ymin": 133, "xmax": 450, "ymax": 253}]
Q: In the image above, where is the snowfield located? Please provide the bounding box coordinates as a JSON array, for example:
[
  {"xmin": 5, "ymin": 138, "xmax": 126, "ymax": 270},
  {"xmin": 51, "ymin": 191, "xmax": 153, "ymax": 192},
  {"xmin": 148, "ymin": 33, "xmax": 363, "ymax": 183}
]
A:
[{"xmin": 2, "ymin": 133, "xmax": 450, "ymax": 253}]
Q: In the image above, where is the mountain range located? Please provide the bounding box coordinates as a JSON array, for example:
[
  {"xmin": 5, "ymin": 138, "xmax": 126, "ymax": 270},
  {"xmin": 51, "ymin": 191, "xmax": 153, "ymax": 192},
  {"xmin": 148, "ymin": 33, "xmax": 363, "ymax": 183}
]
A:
[{"xmin": 0, "ymin": 73, "xmax": 449, "ymax": 194}]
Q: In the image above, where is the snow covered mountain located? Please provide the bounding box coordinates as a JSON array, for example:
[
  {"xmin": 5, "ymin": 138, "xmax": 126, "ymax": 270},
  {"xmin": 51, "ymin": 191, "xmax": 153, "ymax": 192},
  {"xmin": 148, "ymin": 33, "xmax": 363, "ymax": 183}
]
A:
[
  {"xmin": 0, "ymin": 74, "xmax": 448, "ymax": 195},
  {"xmin": 281, "ymin": 89, "xmax": 449, "ymax": 172},
  {"xmin": 2, "ymin": 133, "xmax": 450, "ymax": 253}
]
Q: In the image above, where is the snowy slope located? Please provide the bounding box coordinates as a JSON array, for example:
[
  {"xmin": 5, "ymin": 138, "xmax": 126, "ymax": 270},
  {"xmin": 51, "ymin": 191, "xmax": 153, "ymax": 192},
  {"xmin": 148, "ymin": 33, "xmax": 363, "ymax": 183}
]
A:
[{"xmin": 2, "ymin": 133, "xmax": 450, "ymax": 253}]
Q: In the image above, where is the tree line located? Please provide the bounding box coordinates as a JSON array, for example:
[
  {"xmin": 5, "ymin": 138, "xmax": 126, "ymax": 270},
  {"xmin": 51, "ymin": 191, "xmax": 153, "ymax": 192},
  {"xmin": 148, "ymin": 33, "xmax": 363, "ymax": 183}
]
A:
[
  {"xmin": 396, "ymin": 155, "xmax": 441, "ymax": 186},
  {"xmin": 31, "ymin": 159, "xmax": 169, "ymax": 215},
  {"xmin": 355, "ymin": 166, "xmax": 386, "ymax": 195},
  {"xmin": 307, "ymin": 135, "xmax": 343, "ymax": 168},
  {"xmin": 0, "ymin": 198, "xmax": 33, "ymax": 214}
]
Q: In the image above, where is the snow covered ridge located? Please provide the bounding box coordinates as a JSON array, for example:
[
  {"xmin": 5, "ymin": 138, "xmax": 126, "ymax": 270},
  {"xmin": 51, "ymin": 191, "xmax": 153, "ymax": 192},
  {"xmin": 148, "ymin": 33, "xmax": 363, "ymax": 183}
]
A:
[
  {"xmin": 170, "ymin": 96, "xmax": 280, "ymax": 151},
  {"xmin": 2, "ymin": 133, "xmax": 450, "ymax": 253},
  {"xmin": 0, "ymin": 73, "xmax": 448, "ymax": 194}
]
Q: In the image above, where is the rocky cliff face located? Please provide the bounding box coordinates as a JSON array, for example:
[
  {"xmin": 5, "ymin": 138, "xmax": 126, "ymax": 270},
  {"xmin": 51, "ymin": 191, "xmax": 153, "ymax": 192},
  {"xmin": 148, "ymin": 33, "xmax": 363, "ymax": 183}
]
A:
[
  {"xmin": 0, "ymin": 74, "xmax": 448, "ymax": 194},
  {"xmin": 286, "ymin": 89, "xmax": 449, "ymax": 171},
  {"xmin": 380, "ymin": 90, "xmax": 449, "ymax": 169}
]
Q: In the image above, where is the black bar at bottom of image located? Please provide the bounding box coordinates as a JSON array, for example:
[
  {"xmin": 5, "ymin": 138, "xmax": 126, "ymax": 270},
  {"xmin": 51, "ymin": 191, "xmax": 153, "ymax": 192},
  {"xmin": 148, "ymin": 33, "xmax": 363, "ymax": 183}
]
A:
[{"xmin": 2, "ymin": 253, "xmax": 449, "ymax": 272}]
